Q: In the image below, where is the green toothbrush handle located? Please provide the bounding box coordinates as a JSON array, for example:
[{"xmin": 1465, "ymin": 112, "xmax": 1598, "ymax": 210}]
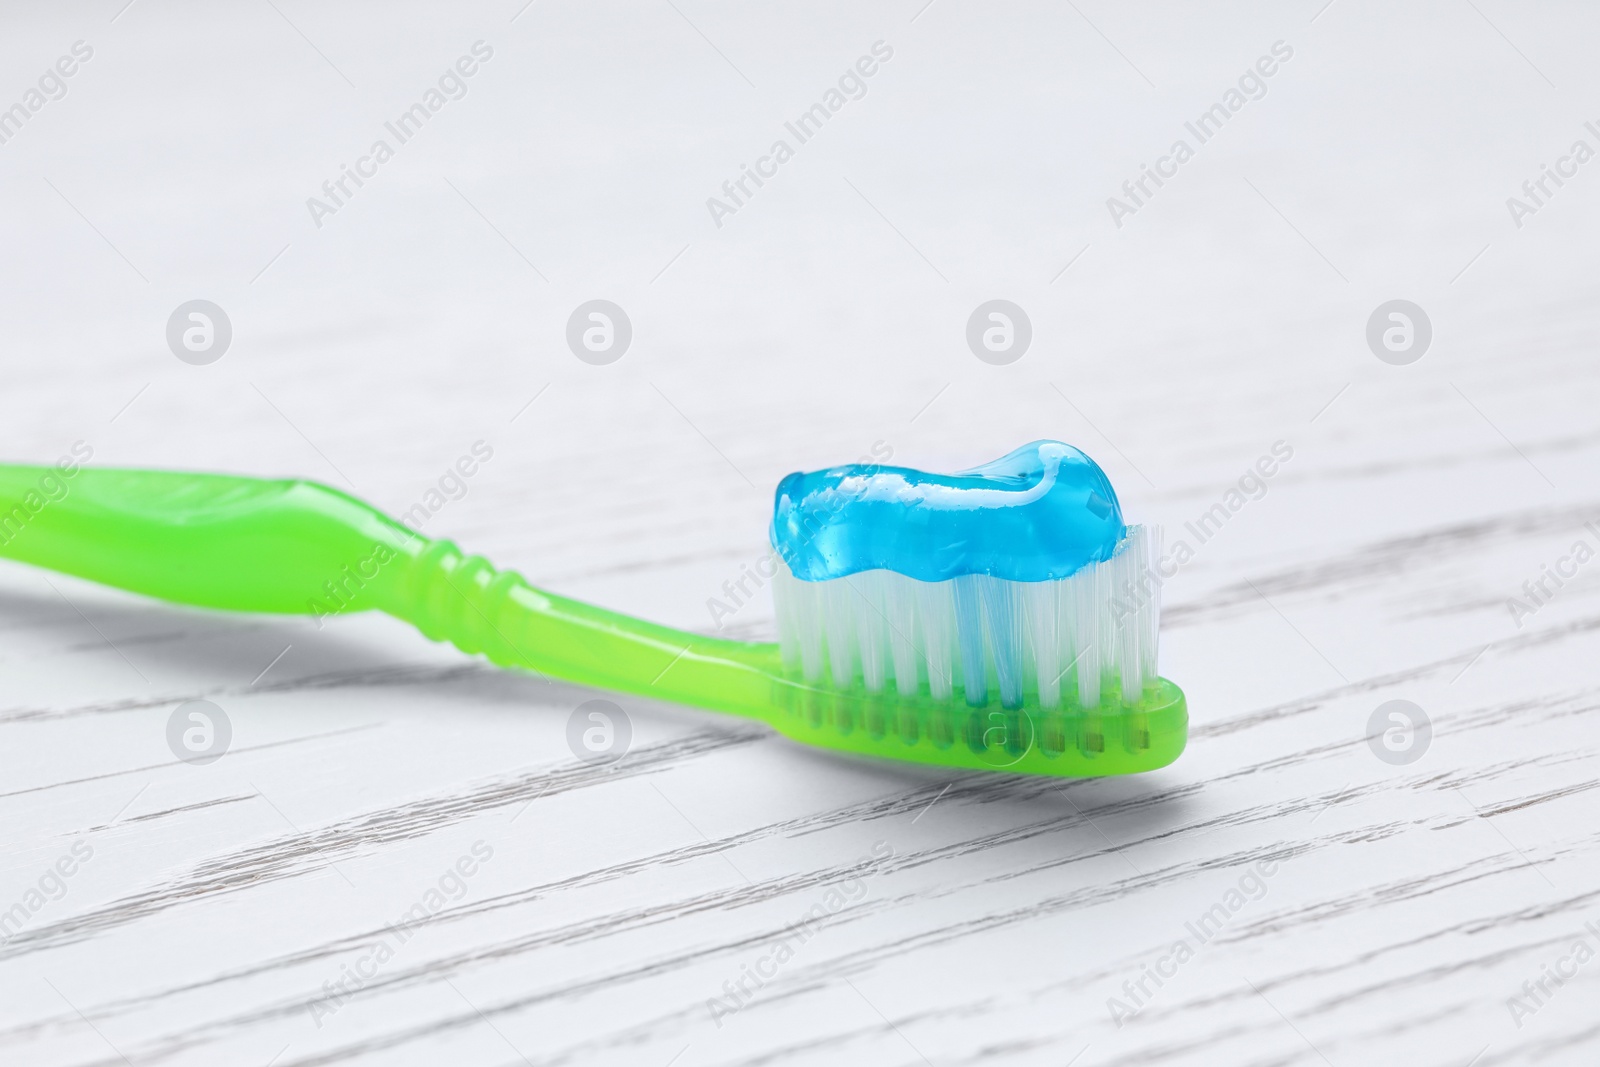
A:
[
  {"xmin": 397, "ymin": 538, "xmax": 786, "ymax": 720},
  {"xmin": 0, "ymin": 465, "xmax": 784, "ymax": 723}
]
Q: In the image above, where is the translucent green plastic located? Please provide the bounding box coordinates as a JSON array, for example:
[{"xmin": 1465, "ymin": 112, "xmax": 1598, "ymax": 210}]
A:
[{"xmin": 0, "ymin": 466, "xmax": 1185, "ymax": 777}]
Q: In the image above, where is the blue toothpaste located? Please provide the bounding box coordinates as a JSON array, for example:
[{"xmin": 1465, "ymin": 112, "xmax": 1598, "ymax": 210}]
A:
[{"xmin": 770, "ymin": 441, "xmax": 1125, "ymax": 584}]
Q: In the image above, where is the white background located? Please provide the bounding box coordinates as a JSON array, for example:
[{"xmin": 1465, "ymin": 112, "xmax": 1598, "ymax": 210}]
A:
[{"xmin": 2, "ymin": 1, "xmax": 1598, "ymax": 1064}]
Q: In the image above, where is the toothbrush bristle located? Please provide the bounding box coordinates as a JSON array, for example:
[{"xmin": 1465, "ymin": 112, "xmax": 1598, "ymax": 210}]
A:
[{"xmin": 772, "ymin": 525, "xmax": 1163, "ymax": 717}]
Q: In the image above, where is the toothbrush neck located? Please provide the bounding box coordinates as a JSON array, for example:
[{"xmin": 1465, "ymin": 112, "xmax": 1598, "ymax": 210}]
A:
[{"xmin": 384, "ymin": 536, "xmax": 786, "ymax": 721}]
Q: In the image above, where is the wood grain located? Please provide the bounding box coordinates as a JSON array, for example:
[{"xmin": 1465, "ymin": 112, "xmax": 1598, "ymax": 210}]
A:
[{"xmin": 2, "ymin": 2, "xmax": 1598, "ymax": 1064}]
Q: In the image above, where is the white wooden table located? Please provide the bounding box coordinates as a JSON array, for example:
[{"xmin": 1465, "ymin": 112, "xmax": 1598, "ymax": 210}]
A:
[{"xmin": 3, "ymin": 2, "xmax": 1598, "ymax": 1064}]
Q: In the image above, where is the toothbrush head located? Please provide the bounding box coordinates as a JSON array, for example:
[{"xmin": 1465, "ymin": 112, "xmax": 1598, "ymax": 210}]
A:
[{"xmin": 765, "ymin": 442, "xmax": 1186, "ymax": 776}]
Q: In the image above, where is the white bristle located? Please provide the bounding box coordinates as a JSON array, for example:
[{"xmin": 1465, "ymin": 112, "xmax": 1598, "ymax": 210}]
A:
[
  {"xmin": 951, "ymin": 575, "xmax": 986, "ymax": 706},
  {"xmin": 978, "ymin": 575, "xmax": 1025, "ymax": 709},
  {"xmin": 822, "ymin": 578, "xmax": 857, "ymax": 686},
  {"xmin": 1026, "ymin": 581, "xmax": 1060, "ymax": 710},
  {"xmin": 1075, "ymin": 561, "xmax": 1101, "ymax": 708},
  {"xmin": 915, "ymin": 577, "xmax": 957, "ymax": 702},
  {"xmin": 885, "ymin": 573, "xmax": 922, "ymax": 696},
  {"xmin": 774, "ymin": 571, "xmax": 800, "ymax": 675},
  {"xmin": 771, "ymin": 525, "xmax": 1164, "ymax": 710},
  {"xmin": 1117, "ymin": 527, "xmax": 1143, "ymax": 697},
  {"xmin": 849, "ymin": 572, "xmax": 889, "ymax": 693},
  {"xmin": 771, "ymin": 567, "xmax": 824, "ymax": 682}
]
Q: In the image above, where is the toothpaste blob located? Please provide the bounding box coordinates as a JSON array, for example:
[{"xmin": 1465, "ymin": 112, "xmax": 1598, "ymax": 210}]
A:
[{"xmin": 770, "ymin": 441, "xmax": 1126, "ymax": 583}]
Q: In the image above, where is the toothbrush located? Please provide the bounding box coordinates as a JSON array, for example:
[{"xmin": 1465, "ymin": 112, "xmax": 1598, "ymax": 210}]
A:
[{"xmin": 0, "ymin": 442, "xmax": 1185, "ymax": 777}]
